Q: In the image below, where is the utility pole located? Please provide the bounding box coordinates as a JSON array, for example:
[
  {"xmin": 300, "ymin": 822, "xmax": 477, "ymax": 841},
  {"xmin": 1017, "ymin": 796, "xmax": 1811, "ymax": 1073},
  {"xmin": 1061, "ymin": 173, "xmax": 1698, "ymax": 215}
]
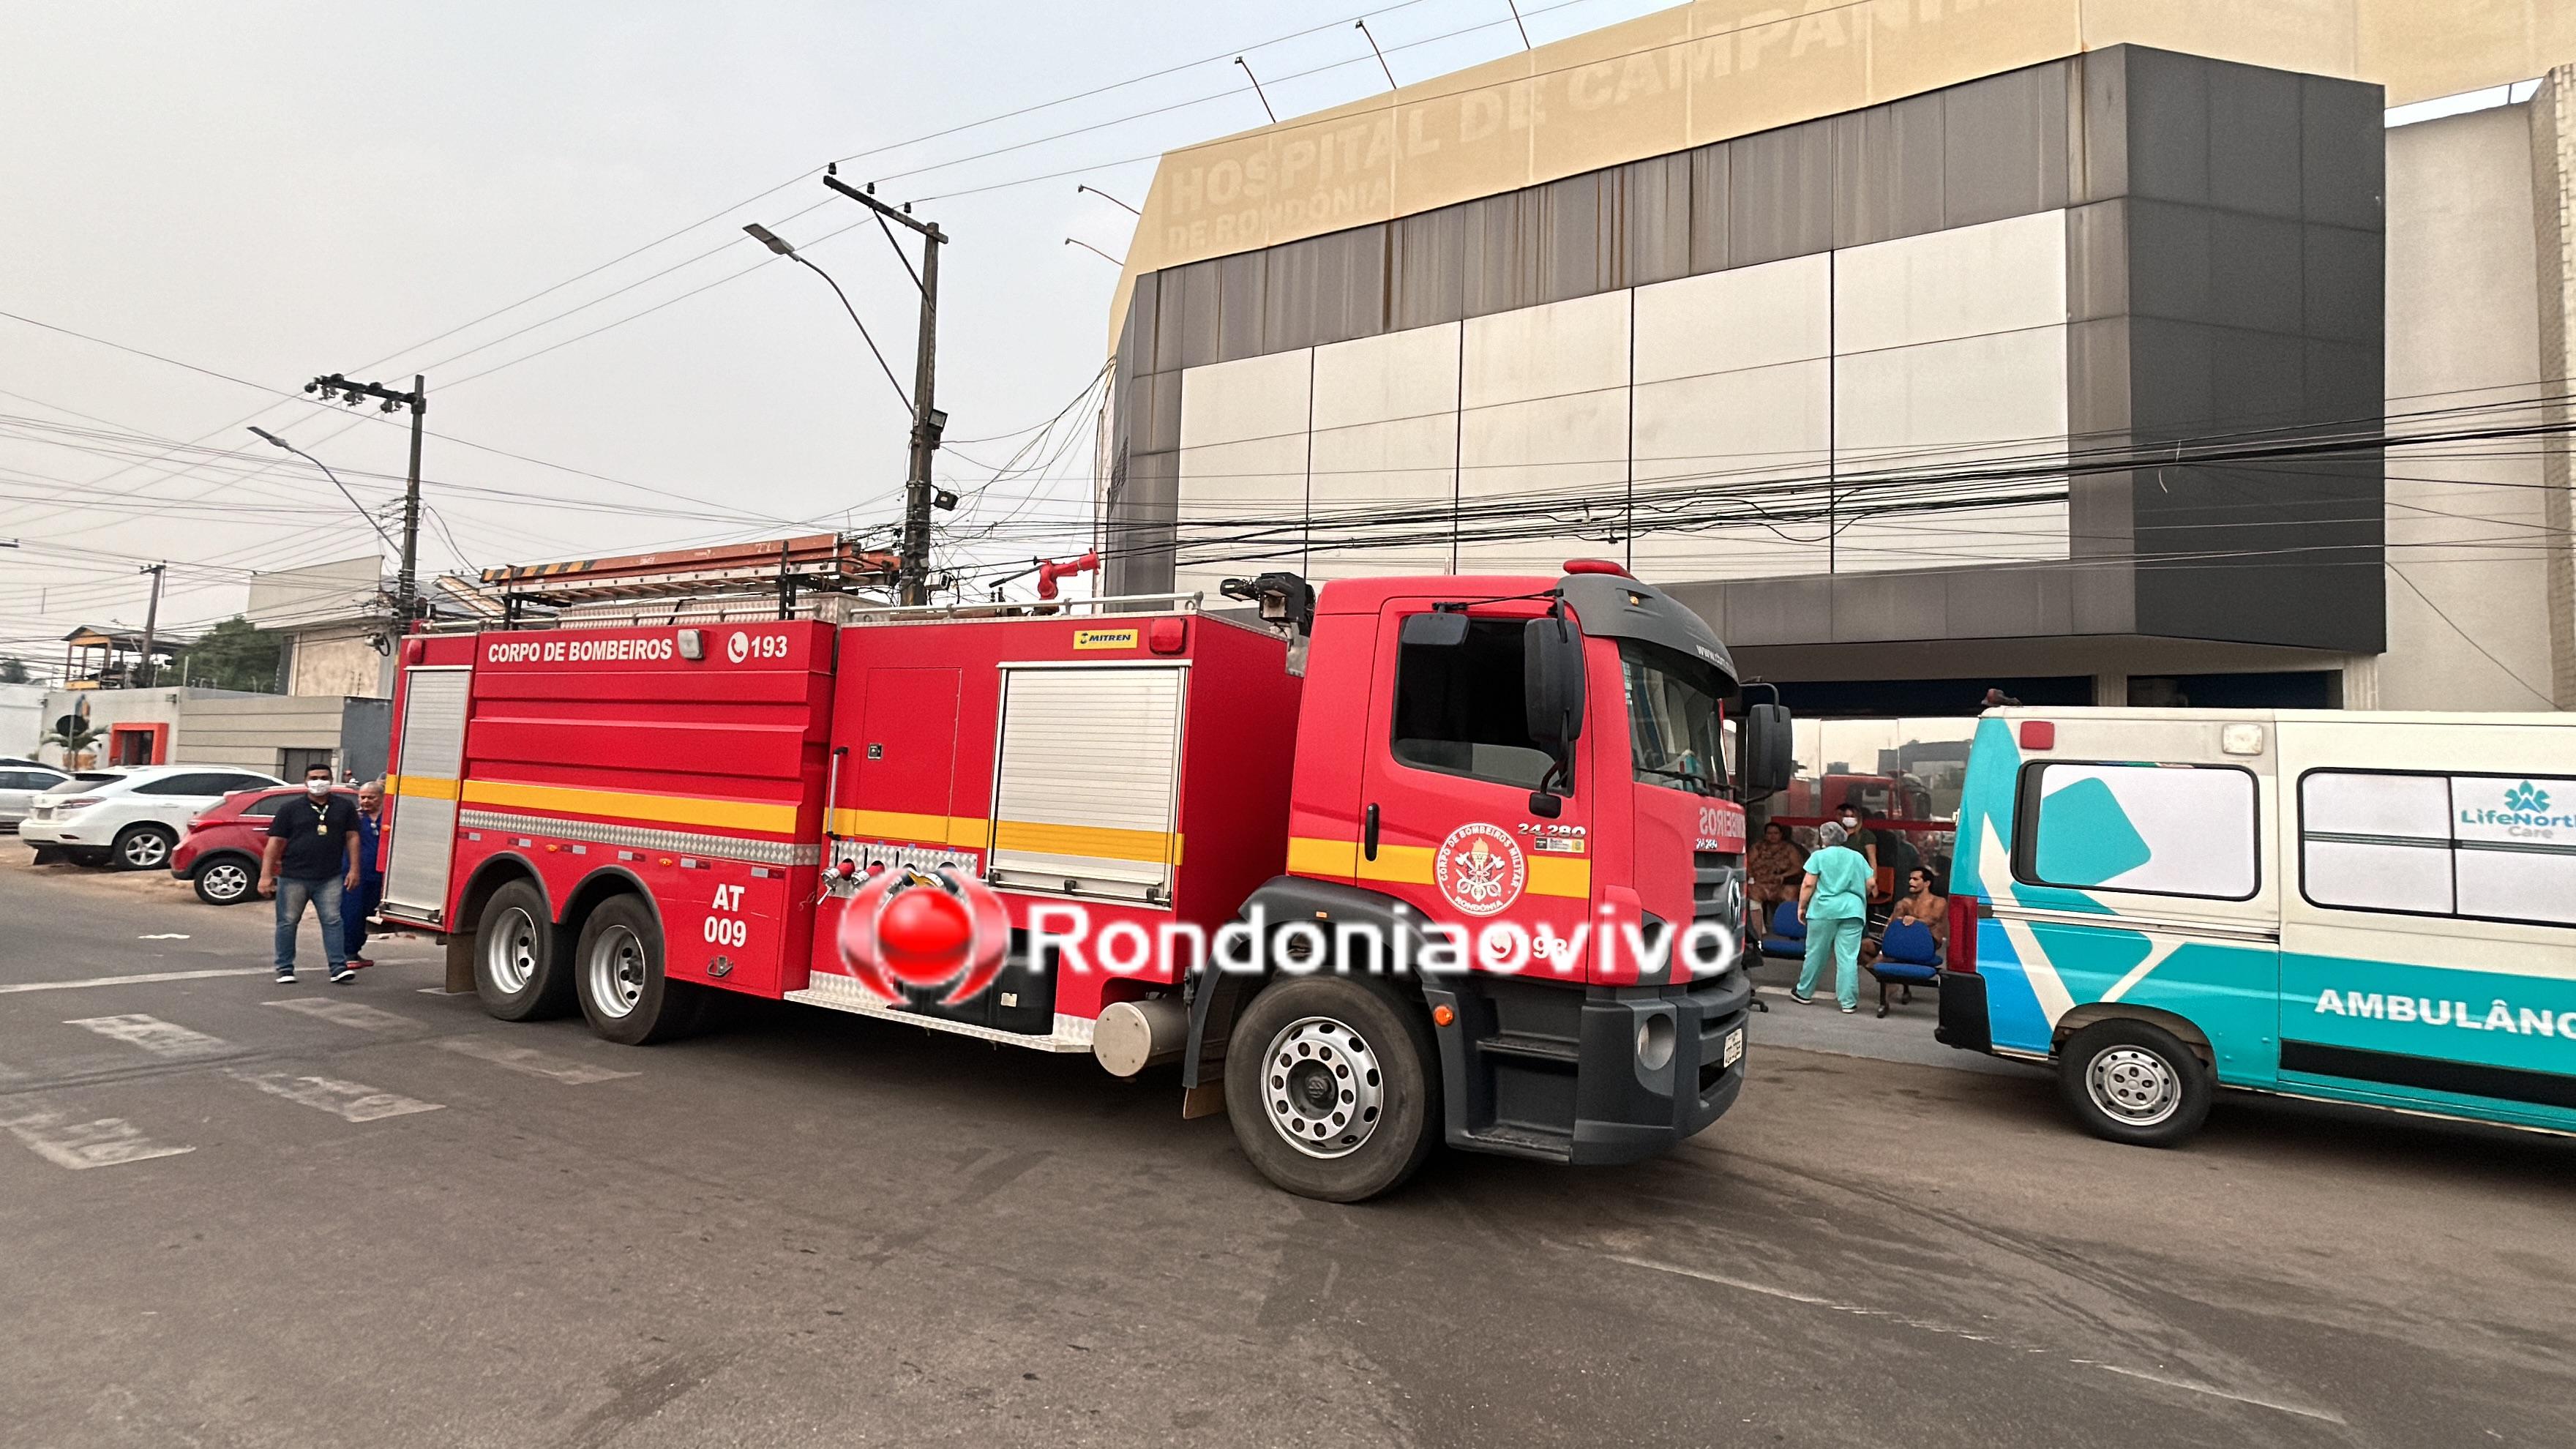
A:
[
  {"xmin": 136, "ymin": 562, "xmax": 165, "ymax": 688},
  {"xmin": 306, "ymin": 372, "xmax": 428, "ymax": 626},
  {"xmin": 822, "ymin": 170, "xmax": 946, "ymax": 604}
]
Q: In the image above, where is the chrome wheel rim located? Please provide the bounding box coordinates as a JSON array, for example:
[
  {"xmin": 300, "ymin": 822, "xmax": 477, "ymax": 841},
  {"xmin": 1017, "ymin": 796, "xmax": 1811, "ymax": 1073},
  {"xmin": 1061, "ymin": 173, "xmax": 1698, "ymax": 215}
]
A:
[
  {"xmin": 1262, "ymin": 1015, "xmax": 1384, "ymax": 1159},
  {"xmin": 201, "ymin": 861, "xmax": 250, "ymax": 901},
  {"xmin": 122, "ymin": 831, "xmax": 169, "ymax": 868},
  {"xmin": 2086, "ymin": 1044, "xmax": 2182, "ymax": 1127},
  {"xmin": 484, "ymin": 905, "xmax": 539, "ymax": 995},
  {"xmin": 586, "ymin": 924, "xmax": 647, "ymax": 1020}
]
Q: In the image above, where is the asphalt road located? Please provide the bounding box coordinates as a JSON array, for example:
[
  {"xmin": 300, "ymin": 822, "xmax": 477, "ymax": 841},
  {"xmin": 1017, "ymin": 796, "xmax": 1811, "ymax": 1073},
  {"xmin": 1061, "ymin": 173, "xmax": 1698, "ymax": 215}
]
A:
[{"xmin": 2, "ymin": 853, "xmax": 2572, "ymax": 1449}]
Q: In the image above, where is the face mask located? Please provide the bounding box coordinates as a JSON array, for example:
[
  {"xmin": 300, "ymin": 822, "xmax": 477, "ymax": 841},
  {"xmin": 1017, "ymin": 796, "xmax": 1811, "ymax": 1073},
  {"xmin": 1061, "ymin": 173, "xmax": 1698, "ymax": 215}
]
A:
[
  {"xmin": 307, "ymin": 779, "xmax": 332, "ymax": 797},
  {"xmin": 1840, "ymin": 815, "xmax": 1858, "ymax": 828}
]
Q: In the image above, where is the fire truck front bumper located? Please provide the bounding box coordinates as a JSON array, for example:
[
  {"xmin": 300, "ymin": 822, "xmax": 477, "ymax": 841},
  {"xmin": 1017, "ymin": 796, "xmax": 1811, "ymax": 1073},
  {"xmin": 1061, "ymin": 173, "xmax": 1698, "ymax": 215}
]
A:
[{"xmin": 1425, "ymin": 969, "xmax": 1753, "ymax": 1166}]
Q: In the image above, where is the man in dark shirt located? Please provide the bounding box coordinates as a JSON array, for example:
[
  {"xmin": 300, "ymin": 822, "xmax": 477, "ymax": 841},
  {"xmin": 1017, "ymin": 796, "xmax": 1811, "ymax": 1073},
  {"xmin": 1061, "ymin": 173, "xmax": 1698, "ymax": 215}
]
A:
[{"xmin": 261, "ymin": 763, "xmax": 363, "ymax": 985}]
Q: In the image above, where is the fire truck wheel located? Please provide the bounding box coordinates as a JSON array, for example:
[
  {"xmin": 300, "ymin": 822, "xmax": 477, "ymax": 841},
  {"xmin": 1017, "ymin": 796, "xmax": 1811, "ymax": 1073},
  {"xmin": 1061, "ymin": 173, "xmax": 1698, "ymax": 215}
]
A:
[
  {"xmin": 473, "ymin": 880, "xmax": 573, "ymax": 1021},
  {"xmin": 574, "ymin": 894, "xmax": 706, "ymax": 1046},
  {"xmin": 1224, "ymin": 977, "xmax": 1439, "ymax": 1203}
]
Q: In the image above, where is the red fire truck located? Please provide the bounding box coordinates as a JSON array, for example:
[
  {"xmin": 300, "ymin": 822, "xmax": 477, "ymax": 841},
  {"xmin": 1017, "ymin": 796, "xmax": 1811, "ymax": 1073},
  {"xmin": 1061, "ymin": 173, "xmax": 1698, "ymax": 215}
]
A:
[{"xmin": 377, "ymin": 561, "xmax": 1790, "ymax": 1199}]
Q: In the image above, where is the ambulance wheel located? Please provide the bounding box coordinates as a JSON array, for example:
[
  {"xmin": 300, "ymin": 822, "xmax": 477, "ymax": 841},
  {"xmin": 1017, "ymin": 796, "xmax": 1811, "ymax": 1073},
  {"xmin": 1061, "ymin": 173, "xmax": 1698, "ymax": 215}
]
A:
[
  {"xmin": 1224, "ymin": 976, "xmax": 1439, "ymax": 1203},
  {"xmin": 473, "ymin": 879, "xmax": 573, "ymax": 1021},
  {"xmin": 575, "ymin": 895, "xmax": 705, "ymax": 1046},
  {"xmin": 2059, "ymin": 1019, "xmax": 2212, "ymax": 1147}
]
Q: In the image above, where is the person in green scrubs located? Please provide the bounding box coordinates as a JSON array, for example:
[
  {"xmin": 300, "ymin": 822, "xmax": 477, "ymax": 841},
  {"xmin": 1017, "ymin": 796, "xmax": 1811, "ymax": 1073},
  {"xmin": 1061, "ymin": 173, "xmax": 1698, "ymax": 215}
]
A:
[{"xmin": 1793, "ymin": 822, "xmax": 1871, "ymax": 1012}]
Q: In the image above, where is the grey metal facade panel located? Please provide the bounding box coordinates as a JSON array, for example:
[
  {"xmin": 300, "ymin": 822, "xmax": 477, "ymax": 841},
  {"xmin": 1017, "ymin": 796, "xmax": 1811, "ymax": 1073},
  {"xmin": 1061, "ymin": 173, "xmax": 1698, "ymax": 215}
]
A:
[
  {"xmin": 1167, "ymin": 261, "xmax": 1221, "ymax": 370},
  {"xmin": 2064, "ymin": 201, "xmax": 2129, "ymax": 323},
  {"xmin": 2205, "ymin": 60, "xmax": 2306, "ymax": 221},
  {"xmin": 1687, "ymin": 143, "xmax": 1731, "ymax": 274},
  {"xmin": 1830, "ymin": 572, "xmax": 1951, "ymax": 643},
  {"xmin": 1123, "ymin": 272, "xmax": 1160, "ymax": 377},
  {"xmin": 2209, "ymin": 211, "xmax": 2307, "ymax": 336},
  {"xmin": 1832, "ymin": 92, "xmax": 1947, "ymax": 249},
  {"xmin": 1729, "ymin": 120, "xmax": 1836, "ymax": 267},
  {"xmin": 1390, "ymin": 203, "xmax": 1469, "ymax": 332},
  {"xmin": 1141, "ymin": 370, "xmax": 1183, "ymax": 455},
  {"xmin": 1940, "ymin": 63, "xmax": 2072, "ymax": 228},
  {"xmin": 2301, "ymin": 225, "xmax": 2384, "ymax": 345},
  {"xmin": 1217, "ymin": 251, "xmax": 1266, "ymax": 360},
  {"xmin": 1624, "ymin": 153, "xmax": 1693, "ymax": 288},
  {"xmin": 2122, "ymin": 47, "xmax": 2211, "ymax": 205},
  {"xmin": 1540, "ymin": 171, "xmax": 1618, "ymax": 302},
  {"xmin": 2075, "ymin": 45, "xmax": 2131, "ymax": 203},
  {"xmin": 2301, "ymin": 75, "xmax": 2386, "ymax": 230}
]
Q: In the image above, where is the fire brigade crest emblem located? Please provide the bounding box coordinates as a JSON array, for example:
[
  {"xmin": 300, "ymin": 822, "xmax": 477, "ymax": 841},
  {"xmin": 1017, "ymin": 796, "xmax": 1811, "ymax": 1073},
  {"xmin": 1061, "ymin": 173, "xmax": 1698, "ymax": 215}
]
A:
[{"xmin": 1433, "ymin": 822, "xmax": 1527, "ymax": 918}]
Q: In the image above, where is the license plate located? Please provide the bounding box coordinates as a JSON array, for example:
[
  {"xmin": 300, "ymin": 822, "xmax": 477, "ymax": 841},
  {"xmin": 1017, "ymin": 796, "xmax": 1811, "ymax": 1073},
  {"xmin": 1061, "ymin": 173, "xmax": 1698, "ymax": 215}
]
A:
[{"xmin": 1721, "ymin": 1026, "xmax": 1745, "ymax": 1068}]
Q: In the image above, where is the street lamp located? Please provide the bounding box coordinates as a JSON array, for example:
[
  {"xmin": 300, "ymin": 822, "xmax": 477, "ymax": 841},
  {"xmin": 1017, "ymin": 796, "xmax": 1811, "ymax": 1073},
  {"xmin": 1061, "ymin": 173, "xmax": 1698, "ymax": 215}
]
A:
[
  {"xmin": 742, "ymin": 221, "xmax": 913, "ymax": 416},
  {"xmin": 248, "ymin": 427, "xmax": 400, "ymax": 553}
]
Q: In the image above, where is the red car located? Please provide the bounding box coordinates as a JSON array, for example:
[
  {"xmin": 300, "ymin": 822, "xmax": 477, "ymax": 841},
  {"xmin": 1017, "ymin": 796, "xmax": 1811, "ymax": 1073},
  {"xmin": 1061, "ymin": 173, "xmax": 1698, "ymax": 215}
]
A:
[{"xmin": 171, "ymin": 785, "xmax": 356, "ymax": 905}]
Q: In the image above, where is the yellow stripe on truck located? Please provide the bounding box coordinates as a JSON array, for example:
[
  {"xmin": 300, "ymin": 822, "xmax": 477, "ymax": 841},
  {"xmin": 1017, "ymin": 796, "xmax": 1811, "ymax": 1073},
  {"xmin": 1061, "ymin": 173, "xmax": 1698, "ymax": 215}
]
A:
[
  {"xmin": 993, "ymin": 819, "xmax": 1177, "ymax": 866},
  {"xmin": 461, "ymin": 779, "xmax": 798, "ymax": 835},
  {"xmin": 1295, "ymin": 835, "xmax": 1590, "ymax": 899},
  {"xmin": 831, "ymin": 809, "xmax": 1183, "ymax": 866},
  {"xmin": 387, "ymin": 774, "xmax": 457, "ymax": 801},
  {"xmin": 831, "ymin": 809, "xmax": 990, "ymax": 849}
]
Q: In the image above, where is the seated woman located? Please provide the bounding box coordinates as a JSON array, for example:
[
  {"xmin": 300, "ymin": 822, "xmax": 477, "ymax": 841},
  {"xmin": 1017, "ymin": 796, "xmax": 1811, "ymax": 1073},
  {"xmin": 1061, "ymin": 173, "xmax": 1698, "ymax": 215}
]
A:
[{"xmin": 1747, "ymin": 821, "xmax": 1808, "ymax": 910}]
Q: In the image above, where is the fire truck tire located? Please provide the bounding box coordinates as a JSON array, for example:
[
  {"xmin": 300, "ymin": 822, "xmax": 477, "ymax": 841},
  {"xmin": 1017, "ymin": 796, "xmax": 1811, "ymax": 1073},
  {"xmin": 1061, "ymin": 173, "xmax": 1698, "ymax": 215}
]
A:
[
  {"xmin": 1224, "ymin": 977, "xmax": 1439, "ymax": 1203},
  {"xmin": 473, "ymin": 880, "xmax": 574, "ymax": 1021},
  {"xmin": 574, "ymin": 894, "xmax": 707, "ymax": 1046}
]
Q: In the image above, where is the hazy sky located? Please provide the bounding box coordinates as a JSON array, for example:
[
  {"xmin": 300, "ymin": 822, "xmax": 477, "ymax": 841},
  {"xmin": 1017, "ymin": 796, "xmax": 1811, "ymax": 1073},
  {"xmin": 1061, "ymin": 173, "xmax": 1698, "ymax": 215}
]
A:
[{"xmin": 0, "ymin": 0, "xmax": 1676, "ymax": 661}]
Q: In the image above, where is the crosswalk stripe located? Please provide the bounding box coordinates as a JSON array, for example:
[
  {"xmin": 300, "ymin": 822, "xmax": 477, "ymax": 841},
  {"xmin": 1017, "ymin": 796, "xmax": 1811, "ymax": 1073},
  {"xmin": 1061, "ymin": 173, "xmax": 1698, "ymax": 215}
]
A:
[
  {"xmin": 64, "ymin": 1014, "xmax": 231, "ymax": 1060},
  {"xmin": 0, "ymin": 1105, "xmax": 194, "ymax": 1169},
  {"xmin": 264, "ymin": 999, "xmax": 424, "ymax": 1033},
  {"xmin": 0, "ymin": 969, "xmax": 274, "ymax": 995},
  {"xmin": 435, "ymin": 1036, "xmax": 639, "ymax": 1085},
  {"xmin": 224, "ymin": 1068, "xmax": 444, "ymax": 1123}
]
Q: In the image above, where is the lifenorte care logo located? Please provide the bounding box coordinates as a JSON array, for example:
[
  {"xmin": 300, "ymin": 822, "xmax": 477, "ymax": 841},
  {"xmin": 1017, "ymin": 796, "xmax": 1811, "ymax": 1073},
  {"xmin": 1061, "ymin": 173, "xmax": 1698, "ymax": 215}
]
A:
[
  {"xmin": 836, "ymin": 866, "xmax": 1011, "ymax": 1005},
  {"xmin": 1434, "ymin": 822, "xmax": 1526, "ymax": 917}
]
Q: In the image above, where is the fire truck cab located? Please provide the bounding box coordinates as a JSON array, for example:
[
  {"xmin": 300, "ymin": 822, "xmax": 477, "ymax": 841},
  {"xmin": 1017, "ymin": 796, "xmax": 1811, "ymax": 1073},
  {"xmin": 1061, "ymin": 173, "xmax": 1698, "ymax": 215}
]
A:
[{"xmin": 378, "ymin": 562, "xmax": 1789, "ymax": 1200}]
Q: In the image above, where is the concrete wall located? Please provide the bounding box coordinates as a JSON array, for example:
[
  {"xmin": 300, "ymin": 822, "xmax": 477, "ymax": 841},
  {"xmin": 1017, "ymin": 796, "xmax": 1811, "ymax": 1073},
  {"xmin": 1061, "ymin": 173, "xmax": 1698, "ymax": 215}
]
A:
[
  {"xmin": 2378, "ymin": 102, "xmax": 2561, "ymax": 711},
  {"xmin": 0, "ymin": 682, "xmax": 46, "ymax": 760},
  {"xmin": 282, "ymin": 625, "xmax": 389, "ymax": 699},
  {"xmin": 176, "ymin": 694, "xmax": 351, "ymax": 774}
]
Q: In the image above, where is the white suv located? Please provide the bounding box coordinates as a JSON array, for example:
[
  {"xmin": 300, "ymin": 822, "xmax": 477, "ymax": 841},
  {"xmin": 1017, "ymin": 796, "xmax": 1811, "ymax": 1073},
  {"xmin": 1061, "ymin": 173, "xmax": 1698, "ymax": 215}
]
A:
[{"xmin": 22, "ymin": 764, "xmax": 285, "ymax": 870}]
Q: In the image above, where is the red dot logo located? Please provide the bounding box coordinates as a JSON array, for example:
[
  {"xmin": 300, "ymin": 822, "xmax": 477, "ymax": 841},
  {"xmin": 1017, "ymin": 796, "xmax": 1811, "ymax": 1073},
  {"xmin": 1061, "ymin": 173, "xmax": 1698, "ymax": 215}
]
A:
[
  {"xmin": 877, "ymin": 886, "xmax": 973, "ymax": 981},
  {"xmin": 836, "ymin": 866, "xmax": 1009, "ymax": 1005}
]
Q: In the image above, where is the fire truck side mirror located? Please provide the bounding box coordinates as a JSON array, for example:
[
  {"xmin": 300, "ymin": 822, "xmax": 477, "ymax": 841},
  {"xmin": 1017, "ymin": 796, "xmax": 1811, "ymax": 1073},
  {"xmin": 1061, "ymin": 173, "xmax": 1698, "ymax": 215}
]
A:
[
  {"xmin": 1523, "ymin": 614, "xmax": 1585, "ymax": 751},
  {"xmin": 1742, "ymin": 703, "xmax": 1794, "ymax": 799}
]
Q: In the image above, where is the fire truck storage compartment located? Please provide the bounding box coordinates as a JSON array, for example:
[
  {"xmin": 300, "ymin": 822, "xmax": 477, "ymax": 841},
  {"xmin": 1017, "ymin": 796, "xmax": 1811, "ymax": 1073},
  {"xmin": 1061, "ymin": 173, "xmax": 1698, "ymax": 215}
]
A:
[
  {"xmin": 986, "ymin": 663, "xmax": 1186, "ymax": 904},
  {"xmin": 438, "ymin": 620, "xmax": 838, "ymax": 1001},
  {"xmin": 383, "ymin": 667, "xmax": 471, "ymax": 923}
]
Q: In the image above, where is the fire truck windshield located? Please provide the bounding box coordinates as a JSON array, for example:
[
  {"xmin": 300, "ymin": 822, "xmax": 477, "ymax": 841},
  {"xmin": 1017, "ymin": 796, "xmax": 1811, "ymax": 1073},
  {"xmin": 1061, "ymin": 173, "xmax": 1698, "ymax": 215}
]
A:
[{"xmin": 1620, "ymin": 640, "xmax": 1729, "ymax": 796}]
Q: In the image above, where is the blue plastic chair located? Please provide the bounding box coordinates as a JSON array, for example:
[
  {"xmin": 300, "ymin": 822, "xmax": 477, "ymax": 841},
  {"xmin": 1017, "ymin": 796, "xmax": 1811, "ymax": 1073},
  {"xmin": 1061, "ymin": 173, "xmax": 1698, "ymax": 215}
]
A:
[
  {"xmin": 1759, "ymin": 899, "xmax": 1807, "ymax": 960},
  {"xmin": 1869, "ymin": 918, "xmax": 1943, "ymax": 1016}
]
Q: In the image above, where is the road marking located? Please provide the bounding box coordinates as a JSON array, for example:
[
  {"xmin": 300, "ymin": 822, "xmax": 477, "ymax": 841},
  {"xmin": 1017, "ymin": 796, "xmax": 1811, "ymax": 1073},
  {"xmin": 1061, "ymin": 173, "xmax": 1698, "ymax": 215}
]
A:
[
  {"xmin": 1600, "ymin": 1252, "xmax": 2345, "ymax": 1426},
  {"xmin": 264, "ymin": 998, "xmax": 422, "ymax": 1033},
  {"xmin": 225, "ymin": 1068, "xmax": 444, "ymax": 1123},
  {"xmin": 437, "ymin": 1036, "xmax": 640, "ymax": 1085},
  {"xmin": 64, "ymin": 1014, "xmax": 230, "ymax": 1060},
  {"xmin": 0, "ymin": 968, "xmax": 272, "ymax": 995},
  {"xmin": 2087, "ymin": 1363, "xmax": 2347, "ymax": 1425},
  {"xmin": 0, "ymin": 1107, "xmax": 194, "ymax": 1169},
  {"xmin": 137, "ymin": 933, "xmax": 191, "ymax": 940}
]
